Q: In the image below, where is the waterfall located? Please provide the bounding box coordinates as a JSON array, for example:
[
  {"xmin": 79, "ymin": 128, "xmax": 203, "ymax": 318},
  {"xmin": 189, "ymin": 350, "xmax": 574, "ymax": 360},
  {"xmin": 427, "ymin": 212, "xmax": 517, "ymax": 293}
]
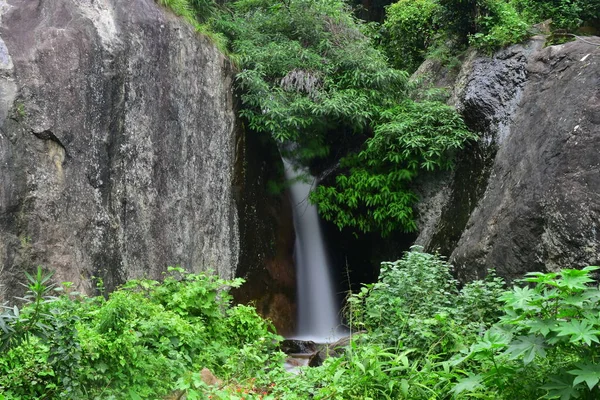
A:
[{"xmin": 284, "ymin": 160, "xmax": 343, "ymax": 342}]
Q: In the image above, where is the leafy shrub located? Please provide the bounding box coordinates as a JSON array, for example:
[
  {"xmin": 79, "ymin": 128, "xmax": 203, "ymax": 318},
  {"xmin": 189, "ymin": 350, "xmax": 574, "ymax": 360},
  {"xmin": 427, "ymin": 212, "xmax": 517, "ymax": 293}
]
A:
[
  {"xmin": 512, "ymin": 0, "xmax": 600, "ymax": 30},
  {"xmin": 301, "ymin": 251, "xmax": 600, "ymax": 400},
  {"xmin": 455, "ymin": 266, "xmax": 600, "ymax": 399},
  {"xmin": 436, "ymin": 0, "xmax": 529, "ymax": 50},
  {"xmin": 5, "ymin": 255, "xmax": 600, "ymax": 399},
  {"xmin": 259, "ymin": 248, "xmax": 507, "ymax": 399},
  {"xmin": 383, "ymin": 0, "xmax": 441, "ymax": 72},
  {"xmin": 160, "ymin": 0, "xmax": 478, "ymax": 239},
  {"xmin": 0, "ymin": 267, "xmax": 283, "ymax": 399},
  {"xmin": 348, "ymin": 248, "xmax": 504, "ymax": 351},
  {"xmin": 211, "ymin": 0, "xmax": 408, "ymax": 164},
  {"xmin": 469, "ymin": 0, "xmax": 530, "ymax": 51},
  {"xmin": 158, "ymin": 0, "xmax": 217, "ymax": 23},
  {"xmin": 437, "ymin": 0, "xmax": 481, "ymax": 43},
  {"xmin": 157, "ymin": 0, "xmax": 227, "ymax": 52},
  {"xmin": 310, "ymin": 101, "xmax": 476, "ymax": 235}
]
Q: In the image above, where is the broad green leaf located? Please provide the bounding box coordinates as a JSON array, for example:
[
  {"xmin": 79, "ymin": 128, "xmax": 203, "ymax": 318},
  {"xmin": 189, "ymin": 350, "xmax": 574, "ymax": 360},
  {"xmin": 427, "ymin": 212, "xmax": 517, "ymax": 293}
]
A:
[
  {"xmin": 579, "ymin": 288, "xmax": 600, "ymax": 303},
  {"xmin": 128, "ymin": 390, "xmax": 143, "ymax": 400},
  {"xmin": 526, "ymin": 318, "xmax": 557, "ymax": 337},
  {"xmin": 568, "ymin": 363, "xmax": 600, "ymax": 390},
  {"xmin": 354, "ymin": 360, "xmax": 366, "ymax": 373},
  {"xmin": 561, "ymin": 294, "xmax": 587, "ymax": 308},
  {"xmin": 400, "ymin": 379, "xmax": 410, "ymax": 397},
  {"xmin": 582, "ymin": 266, "xmax": 600, "ymax": 272},
  {"xmin": 504, "ymin": 335, "xmax": 547, "ymax": 364},
  {"xmin": 501, "ymin": 286, "xmax": 537, "ymax": 310},
  {"xmin": 471, "ymin": 326, "xmax": 512, "ymax": 354},
  {"xmin": 559, "ymin": 269, "xmax": 595, "ymax": 291},
  {"xmin": 333, "ymin": 369, "xmax": 345, "ymax": 384},
  {"xmin": 554, "ymin": 320, "xmax": 600, "ymax": 346},
  {"xmin": 542, "ymin": 375, "xmax": 582, "ymax": 400},
  {"xmin": 186, "ymin": 390, "xmax": 201, "ymax": 400},
  {"xmin": 451, "ymin": 374, "xmax": 483, "ymax": 396},
  {"xmin": 523, "ymin": 271, "xmax": 559, "ymax": 286}
]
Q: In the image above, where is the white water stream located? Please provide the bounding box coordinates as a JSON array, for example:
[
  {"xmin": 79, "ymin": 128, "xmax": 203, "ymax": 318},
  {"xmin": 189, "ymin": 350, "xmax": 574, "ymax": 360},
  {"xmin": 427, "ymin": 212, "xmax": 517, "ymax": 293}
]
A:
[{"xmin": 284, "ymin": 160, "xmax": 344, "ymax": 343}]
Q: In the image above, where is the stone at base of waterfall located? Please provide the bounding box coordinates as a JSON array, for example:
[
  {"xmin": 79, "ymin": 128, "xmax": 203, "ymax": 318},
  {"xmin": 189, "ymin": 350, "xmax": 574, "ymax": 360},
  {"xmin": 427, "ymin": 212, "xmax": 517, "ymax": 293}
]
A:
[
  {"xmin": 164, "ymin": 390, "xmax": 186, "ymax": 400},
  {"xmin": 201, "ymin": 368, "xmax": 223, "ymax": 386},
  {"xmin": 280, "ymin": 339, "xmax": 318, "ymax": 354},
  {"xmin": 285, "ymin": 357, "xmax": 305, "ymax": 367},
  {"xmin": 308, "ymin": 333, "xmax": 364, "ymax": 367}
]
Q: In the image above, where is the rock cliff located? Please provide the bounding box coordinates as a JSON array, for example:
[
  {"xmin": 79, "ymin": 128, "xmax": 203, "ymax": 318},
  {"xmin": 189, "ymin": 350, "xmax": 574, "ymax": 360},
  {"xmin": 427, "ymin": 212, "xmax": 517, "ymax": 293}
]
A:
[
  {"xmin": 0, "ymin": 0, "xmax": 243, "ymax": 299},
  {"xmin": 416, "ymin": 36, "xmax": 600, "ymax": 280}
]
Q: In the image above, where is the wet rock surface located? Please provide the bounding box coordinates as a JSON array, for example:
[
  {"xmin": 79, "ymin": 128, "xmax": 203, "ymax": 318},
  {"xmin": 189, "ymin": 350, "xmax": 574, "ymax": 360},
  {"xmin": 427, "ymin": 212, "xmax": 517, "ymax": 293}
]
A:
[
  {"xmin": 416, "ymin": 36, "xmax": 600, "ymax": 280},
  {"xmin": 280, "ymin": 339, "xmax": 318, "ymax": 354},
  {"xmin": 232, "ymin": 132, "xmax": 296, "ymax": 335},
  {"xmin": 307, "ymin": 334, "xmax": 358, "ymax": 367}
]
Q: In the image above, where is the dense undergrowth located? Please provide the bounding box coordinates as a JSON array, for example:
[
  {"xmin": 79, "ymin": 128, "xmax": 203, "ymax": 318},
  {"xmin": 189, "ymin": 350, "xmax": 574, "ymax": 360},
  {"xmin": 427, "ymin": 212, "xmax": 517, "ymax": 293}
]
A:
[
  {"xmin": 3, "ymin": 250, "xmax": 600, "ymax": 399},
  {"xmin": 0, "ymin": 267, "xmax": 283, "ymax": 399}
]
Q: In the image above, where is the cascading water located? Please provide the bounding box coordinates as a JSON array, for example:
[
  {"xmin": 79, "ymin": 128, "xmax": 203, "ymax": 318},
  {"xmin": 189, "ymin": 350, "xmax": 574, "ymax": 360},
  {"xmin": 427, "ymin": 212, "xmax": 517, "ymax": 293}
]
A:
[{"xmin": 284, "ymin": 160, "xmax": 343, "ymax": 342}]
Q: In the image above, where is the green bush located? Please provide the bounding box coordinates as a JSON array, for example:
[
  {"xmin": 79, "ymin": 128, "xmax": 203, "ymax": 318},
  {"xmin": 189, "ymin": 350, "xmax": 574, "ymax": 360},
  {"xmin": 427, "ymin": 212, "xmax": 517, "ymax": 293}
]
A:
[
  {"xmin": 436, "ymin": 0, "xmax": 529, "ymax": 50},
  {"xmin": 310, "ymin": 101, "xmax": 476, "ymax": 235},
  {"xmin": 261, "ymin": 248, "xmax": 507, "ymax": 399},
  {"xmin": 211, "ymin": 0, "xmax": 408, "ymax": 164},
  {"xmin": 160, "ymin": 0, "xmax": 478, "ymax": 239},
  {"xmin": 437, "ymin": 0, "xmax": 480, "ymax": 43},
  {"xmin": 4, "ymin": 255, "xmax": 600, "ymax": 399},
  {"xmin": 469, "ymin": 0, "xmax": 530, "ymax": 51},
  {"xmin": 347, "ymin": 248, "xmax": 504, "ymax": 352},
  {"xmin": 383, "ymin": 0, "xmax": 441, "ymax": 72},
  {"xmin": 455, "ymin": 266, "xmax": 600, "ymax": 399},
  {"xmin": 512, "ymin": 0, "xmax": 600, "ymax": 30},
  {"xmin": 0, "ymin": 267, "xmax": 283, "ymax": 399},
  {"xmin": 289, "ymin": 250, "xmax": 600, "ymax": 400},
  {"xmin": 158, "ymin": 0, "xmax": 216, "ymax": 23}
]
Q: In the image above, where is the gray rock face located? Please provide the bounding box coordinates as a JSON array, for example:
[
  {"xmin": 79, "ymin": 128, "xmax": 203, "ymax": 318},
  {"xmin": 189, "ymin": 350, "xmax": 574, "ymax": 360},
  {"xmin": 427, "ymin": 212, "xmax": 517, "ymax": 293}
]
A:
[
  {"xmin": 0, "ymin": 0, "xmax": 241, "ymax": 299},
  {"xmin": 417, "ymin": 36, "xmax": 600, "ymax": 280}
]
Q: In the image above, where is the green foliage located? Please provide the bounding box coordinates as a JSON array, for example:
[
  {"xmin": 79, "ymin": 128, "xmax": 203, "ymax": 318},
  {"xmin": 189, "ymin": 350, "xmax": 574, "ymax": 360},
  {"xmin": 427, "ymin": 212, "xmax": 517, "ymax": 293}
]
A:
[
  {"xmin": 0, "ymin": 267, "xmax": 57, "ymax": 351},
  {"xmin": 0, "ymin": 267, "xmax": 283, "ymax": 399},
  {"xmin": 14, "ymin": 102, "xmax": 26, "ymax": 120},
  {"xmin": 437, "ymin": 0, "xmax": 480, "ymax": 42},
  {"xmin": 454, "ymin": 266, "xmax": 600, "ymax": 399},
  {"xmin": 383, "ymin": 0, "xmax": 441, "ymax": 72},
  {"xmin": 348, "ymin": 248, "xmax": 504, "ymax": 353},
  {"xmin": 469, "ymin": 0, "xmax": 530, "ymax": 51},
  {"xmin": 382, "ymin": 0, "xmax": 600, "ymax": 63},
  {"xmin": 4, "ymin": 256, "xmax": 600, "ymax": 399},
  {"xmin": 161, "ymin": 0, "xmax": 476, "ymax": 238},
  {"xmin": 278, "ymin": 252, "xmax": 600, "ymax": 400},
  {"xmin": 435, "ymin": 0, "xmax": 529, "ymax": 51},
  {"xmin": 158, "ymin": 0, "xmax": 216, "ymax": 23},
  {"xmin": 211, "ymin": 0, "xmax": 408, "ymax": 164},
  {"xmin": 256, "ymin": 248, "xmax": 507, "ymax": 399},
  {"xmin": 512, "ymin": 0, "xmax": 600, "ymax": 30},
  {"xmin": 259, "ymin": 250, "xmax": 600, "ymax": 400},
  {"xmin": 157, "ymin": 0, "xmax": 228, "ymax": 53},
  {"xmin": 310, "ymin": 101, "xmax": 476, "ymax": 235}
]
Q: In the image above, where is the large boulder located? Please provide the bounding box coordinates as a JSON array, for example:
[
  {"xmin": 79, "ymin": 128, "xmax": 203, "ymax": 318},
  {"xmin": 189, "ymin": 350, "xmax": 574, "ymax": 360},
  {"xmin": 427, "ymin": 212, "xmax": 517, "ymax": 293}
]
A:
[
  {"xmin": 416, "ymin": 36, "xmax": 600, "ymax": 280},
  {"xmin": 0, "ymin": 0, "xmax": 298, "ymax": 320}
]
